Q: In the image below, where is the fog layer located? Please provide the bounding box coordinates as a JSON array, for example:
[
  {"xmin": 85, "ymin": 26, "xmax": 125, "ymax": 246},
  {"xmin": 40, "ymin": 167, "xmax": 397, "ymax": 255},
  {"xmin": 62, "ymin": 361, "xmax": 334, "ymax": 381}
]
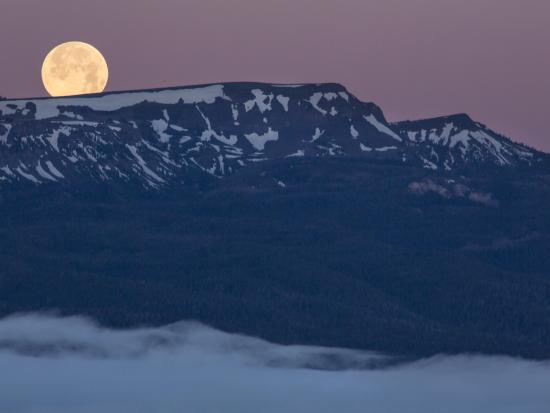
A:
[{"xmin": 0, "ymin": 314, "xmax": 548, "ymax": 413}]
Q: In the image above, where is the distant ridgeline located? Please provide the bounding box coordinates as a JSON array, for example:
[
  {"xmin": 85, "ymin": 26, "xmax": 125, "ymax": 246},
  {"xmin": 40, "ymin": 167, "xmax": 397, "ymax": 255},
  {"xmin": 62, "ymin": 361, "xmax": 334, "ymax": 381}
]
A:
[
  {"xmin": 0, "ymin": 82, "xmax": 545, "ymax": 189},
  {"xmin": 1, "ymin": 83, "xmax": 550, "ymax": 359}
]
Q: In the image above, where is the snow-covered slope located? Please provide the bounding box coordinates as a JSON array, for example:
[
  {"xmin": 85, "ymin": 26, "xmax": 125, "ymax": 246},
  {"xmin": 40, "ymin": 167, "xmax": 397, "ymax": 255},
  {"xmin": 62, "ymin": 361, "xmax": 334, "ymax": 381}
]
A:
[
  {"xmin": 0, "ymin": 83, "xmax": 546, "ymax": 189},
  {"xmin": 394, "ymin": 114, "xmax": 541, "ymax": 170}
]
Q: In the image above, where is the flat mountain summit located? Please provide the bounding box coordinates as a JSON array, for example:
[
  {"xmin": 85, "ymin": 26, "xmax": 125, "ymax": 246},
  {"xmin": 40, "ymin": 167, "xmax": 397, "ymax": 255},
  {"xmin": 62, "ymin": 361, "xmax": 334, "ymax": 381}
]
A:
[{"xmin": 1, "ymin": 83, "xmax": 550, "ymax": 359}]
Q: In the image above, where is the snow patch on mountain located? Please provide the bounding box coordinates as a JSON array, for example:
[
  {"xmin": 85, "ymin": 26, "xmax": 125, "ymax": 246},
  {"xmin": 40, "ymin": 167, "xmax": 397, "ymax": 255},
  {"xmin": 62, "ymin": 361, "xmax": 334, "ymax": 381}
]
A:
[
  {"xmin": 36, "ymin": 162, "xmax": 58, "ymax": 181},
  {"xmin": 245, "ymin": 128, "xmax": 279, "ymax": 151},
  {"xmin": 0, "ymin": 85, "xmax": 228, "ymax": 120},
  {"xmin": 245, "ymin": 89, "xmax": 274, "ymax": 113},
  {"xmin": 287, "ymin": 150, "xmax": 305, "ymax": 158},
  {"xmin": 0, "ymin": 124, "xmax": 12, "ymax": 144},
  {"xmin": 276, "ymin": 95, "xmax": 290, "ymax": 112},
  {"xmin": 151, "ymin": 119, "xmax": 171, "ymax": 143},
  {"xmin": 126, "ymin": 144, "xmax": 165, "ymax": 185},
  {"xmin": 312, "ymin": 128, "xmax": 324, "ymax": 142},
  {"xmin": 364, "ymin": 115, "xmax": 402, "ymax": 142},
  {"xmin": 46, "ymin": 126, "xmax": 72, "ymax": 152},
  {"xmin": 16, "ymin": 166, "xmax": 40, "ymax": 184},
  {"xmin": 308, "ymin": 92, "xmax": 343, "ymax": 116},
  {"xmin": 45, "ymin": 161, "xmax": 64, "ymax": 179}
]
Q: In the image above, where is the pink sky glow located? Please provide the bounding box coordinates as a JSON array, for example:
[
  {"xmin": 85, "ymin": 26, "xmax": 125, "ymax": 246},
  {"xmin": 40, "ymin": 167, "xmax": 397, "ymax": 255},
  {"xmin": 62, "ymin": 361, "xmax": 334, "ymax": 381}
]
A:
[{"xmin": 1, "ymin": 0, "xmax": 549, "ymax": 150}]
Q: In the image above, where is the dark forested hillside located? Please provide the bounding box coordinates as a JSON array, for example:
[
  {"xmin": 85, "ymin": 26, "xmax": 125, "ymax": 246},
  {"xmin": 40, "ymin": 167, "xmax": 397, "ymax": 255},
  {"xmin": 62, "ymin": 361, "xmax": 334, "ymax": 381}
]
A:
[{"xmin": 1, "ymin": 157, "xmax": 550, "ymax": 359}]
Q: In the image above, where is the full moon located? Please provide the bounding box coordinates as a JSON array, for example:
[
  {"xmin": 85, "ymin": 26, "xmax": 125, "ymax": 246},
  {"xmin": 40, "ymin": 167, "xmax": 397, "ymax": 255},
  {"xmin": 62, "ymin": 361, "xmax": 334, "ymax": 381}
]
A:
[{"xmin": 41, "ymin": 41, "xmax": 109, "ymax": 97}]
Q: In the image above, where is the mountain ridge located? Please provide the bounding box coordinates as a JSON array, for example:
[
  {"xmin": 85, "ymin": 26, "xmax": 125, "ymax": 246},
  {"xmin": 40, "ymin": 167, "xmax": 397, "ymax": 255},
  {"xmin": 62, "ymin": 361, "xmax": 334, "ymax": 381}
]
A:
[{"xmin": 1, "ymin": 82, "xmax": 547, "ymax": 191}]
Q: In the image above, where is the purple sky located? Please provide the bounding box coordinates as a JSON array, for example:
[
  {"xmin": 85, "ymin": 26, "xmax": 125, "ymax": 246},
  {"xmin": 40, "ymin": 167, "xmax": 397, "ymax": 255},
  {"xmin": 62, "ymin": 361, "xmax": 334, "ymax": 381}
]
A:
[{"xmin": 1, "ymin": 0, "xmax": 549, "ymax": 151}]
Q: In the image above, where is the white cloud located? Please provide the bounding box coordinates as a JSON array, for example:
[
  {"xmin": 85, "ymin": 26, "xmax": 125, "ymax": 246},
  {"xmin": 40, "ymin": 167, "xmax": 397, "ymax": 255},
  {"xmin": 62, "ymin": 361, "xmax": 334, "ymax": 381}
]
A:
[{"xmin": 0, "ymin": 314, "xmax": 549, "ymax": 413}]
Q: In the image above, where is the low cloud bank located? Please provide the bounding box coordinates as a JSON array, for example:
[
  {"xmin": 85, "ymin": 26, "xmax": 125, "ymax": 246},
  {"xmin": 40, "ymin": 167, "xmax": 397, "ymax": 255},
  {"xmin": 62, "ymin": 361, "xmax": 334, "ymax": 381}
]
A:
[{"xmin": 0, "ymin": 314, "xmax": 549, "ymax": 413}]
